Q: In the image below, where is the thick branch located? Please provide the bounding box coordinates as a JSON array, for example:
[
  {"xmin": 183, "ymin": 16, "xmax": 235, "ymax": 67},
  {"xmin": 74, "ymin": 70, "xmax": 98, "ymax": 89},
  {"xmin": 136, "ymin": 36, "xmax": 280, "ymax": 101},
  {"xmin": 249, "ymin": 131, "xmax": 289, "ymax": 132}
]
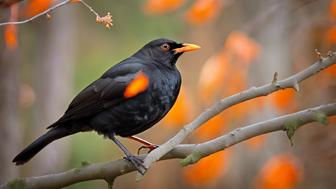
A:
[
  {"xmin": 1, "ymin": 103, "xmax": 335, "ymax": 189},
  {"xmin": 142, "ymin": 52, "xmax": 336, "ymax": 170}
]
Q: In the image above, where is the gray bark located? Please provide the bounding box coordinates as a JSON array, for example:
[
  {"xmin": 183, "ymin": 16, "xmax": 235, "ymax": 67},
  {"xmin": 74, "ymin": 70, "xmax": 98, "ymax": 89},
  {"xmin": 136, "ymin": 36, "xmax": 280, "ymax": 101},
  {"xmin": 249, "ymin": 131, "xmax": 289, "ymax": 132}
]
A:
[{"xmin": 30, "ymin": 6, "xmax": 77, "ymax": 175}]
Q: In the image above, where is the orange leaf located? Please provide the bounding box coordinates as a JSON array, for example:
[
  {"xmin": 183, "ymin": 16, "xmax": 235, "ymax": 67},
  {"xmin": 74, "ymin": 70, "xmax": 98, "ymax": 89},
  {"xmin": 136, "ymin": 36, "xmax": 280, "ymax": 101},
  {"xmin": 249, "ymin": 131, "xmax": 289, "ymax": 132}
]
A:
[
  {"xmin": 270, "ymin": 88, "xmax": 296, "ymax": 112},
  {"xmin": 183, "ymin": 150, "xmax": 230, "ymax": 185},
  {"xmin": 252, "ymin": 154, "xmax": 302, "ymax": 189},
  {"xmin": 144, "ymin": 0, "xmax": 185, "ymax": 14},
  {"xmin": 124, "ymin": 71, "xmax": 149, "ymax": 98},
  {"xmin": 185, "ymin": 0, "xmax": 221, "ymax": 24},
  {"xmin": 225, "ymin": 31, "xmax": 260, "ymax": 65},
  {"xmin": 24, "ymin": 0, "xmax": 52, "ymax": 17},
  {"xmin": 198, "ymin": 53, "xmax": 230, "ymax": 104},
  {"xmin": 162, "ymin": 87, "xmax": 193, "ymax": 127}
]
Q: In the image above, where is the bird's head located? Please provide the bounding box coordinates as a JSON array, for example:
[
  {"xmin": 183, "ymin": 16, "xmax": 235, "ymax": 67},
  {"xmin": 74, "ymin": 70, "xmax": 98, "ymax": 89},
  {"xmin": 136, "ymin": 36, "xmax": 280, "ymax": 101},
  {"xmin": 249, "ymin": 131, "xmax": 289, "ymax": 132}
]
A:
[{"xmin": 134, "ymin": 38, "xmax": 201, "ymax": 67}]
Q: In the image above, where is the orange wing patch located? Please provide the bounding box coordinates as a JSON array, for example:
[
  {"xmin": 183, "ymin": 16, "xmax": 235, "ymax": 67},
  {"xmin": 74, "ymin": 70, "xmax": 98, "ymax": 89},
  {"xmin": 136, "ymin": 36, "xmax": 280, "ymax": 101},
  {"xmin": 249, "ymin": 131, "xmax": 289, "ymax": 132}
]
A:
[{"xmin": 124, "ymin": 71, "xmax": 150, "ymax": 98}]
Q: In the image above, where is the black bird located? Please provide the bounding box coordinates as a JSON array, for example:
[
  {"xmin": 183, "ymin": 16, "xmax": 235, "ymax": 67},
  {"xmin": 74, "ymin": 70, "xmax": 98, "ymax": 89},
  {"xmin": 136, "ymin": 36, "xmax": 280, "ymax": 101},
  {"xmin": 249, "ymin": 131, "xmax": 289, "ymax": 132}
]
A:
[{"xmin": 13, "ymin": 38, "xmax": 200, "ymax": 174}]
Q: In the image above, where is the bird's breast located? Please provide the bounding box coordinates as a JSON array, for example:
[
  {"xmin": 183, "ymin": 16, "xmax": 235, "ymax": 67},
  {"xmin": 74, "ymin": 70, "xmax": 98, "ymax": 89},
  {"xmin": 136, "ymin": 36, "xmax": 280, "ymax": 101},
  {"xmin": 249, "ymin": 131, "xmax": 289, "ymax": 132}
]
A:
[{"xmin": 91, "ymin": 68, "xmax": 181, "ymax": 137}]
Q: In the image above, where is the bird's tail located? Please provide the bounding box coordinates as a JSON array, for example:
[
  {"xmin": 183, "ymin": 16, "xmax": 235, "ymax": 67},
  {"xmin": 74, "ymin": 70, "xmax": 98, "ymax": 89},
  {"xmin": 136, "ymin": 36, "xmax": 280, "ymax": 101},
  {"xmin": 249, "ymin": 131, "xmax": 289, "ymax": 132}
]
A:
[{"xmin": 13, "ymin": 127, "xmax": 73, "ymax": 165}]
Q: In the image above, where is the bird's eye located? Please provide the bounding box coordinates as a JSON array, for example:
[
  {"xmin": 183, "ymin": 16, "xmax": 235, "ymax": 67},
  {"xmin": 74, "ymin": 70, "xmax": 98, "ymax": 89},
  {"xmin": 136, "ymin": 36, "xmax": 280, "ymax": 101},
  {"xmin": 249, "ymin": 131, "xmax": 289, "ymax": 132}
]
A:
[{"xmin": 160, "ymin": 43, "xmax": 170, "ymax": 51}]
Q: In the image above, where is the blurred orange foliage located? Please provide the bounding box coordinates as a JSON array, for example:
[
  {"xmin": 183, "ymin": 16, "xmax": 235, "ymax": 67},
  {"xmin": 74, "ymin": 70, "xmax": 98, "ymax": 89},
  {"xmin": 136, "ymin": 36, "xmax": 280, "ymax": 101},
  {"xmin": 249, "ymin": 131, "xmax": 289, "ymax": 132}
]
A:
[
  {"xmin": 185, "ymin": 0, "xmax": 220, "ymax": 24},
  {"xmin": 195, "ymin": 114, "xmax": 226, "ymax": 140},
  {"xmin": 198, "ymin": 31, "xmax": 260, "ymax": 104},
  {"xmin": 224, "ymin": 97, "xmax": 266, "ymax": 123},
  {"xmin": 183, "ymin": 150, "xmax": 230, "ymax": 185},
  {"xmin": 246, "ymin": 134, "xmax": 267, "ymax": 150},
  {"xmin": 329, "ymin": 0, "xmax": 336, "ymax": 18},
  {"xmin": 325, "ymin": 26, "xmax": 336, "ymax": 44},
  {"xmin": 326, "ymin": 1, "xmax": 336, "ymax": 45},
  {"xmin": 225, "ymin": 31, "xmax": 261, "ymax": 65},
  {"xmin": 252, "ymin": 154, "xmax": 302, "ymax": 189},
  {"xmin": 24, "ymin": 0, "xmax": 52, "ymax": 17},
  {"xmin": 325, "ymin": 64, "xmax": 336, "ymax": 77},
  {"xmin": 162, "ymin": 87, "xmax": 193, "ymax": 127},
  {"xmin": 270, "ymin": 88, "xmax": 297, "ymax": 112},
  {"xmin": 330, "ymin": 115, "xmax": 336, "ymax": 124},
  {"xmin": 4, "ymin": 5, "xmax": 18, "ymax": 50},
  {"xmin": 198, "ymin": 53, "xmax": 230, "ymax": 104},
  {"xmin": 225, "ymin": 69, "xmax": 247, "ymax": 95},
  {"xmin": 144, "ymin": 0, "xmax": 185, "ymax": 14},
  {"xmin": 197, "ymin": 31, "xmax": 265, "ymax": 138},
  {"xmin": 195, "ymin": 97, "xmax": 267, "ymax": 142},
  {"xmin": 4, "ymin": 25, "xmax": 18, "ymax": 50}
]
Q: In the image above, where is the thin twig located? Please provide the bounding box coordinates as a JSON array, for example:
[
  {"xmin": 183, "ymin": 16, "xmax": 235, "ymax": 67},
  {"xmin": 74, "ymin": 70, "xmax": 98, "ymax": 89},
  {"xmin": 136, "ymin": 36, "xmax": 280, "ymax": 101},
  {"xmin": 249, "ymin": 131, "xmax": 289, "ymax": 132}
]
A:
[
  {"xmin": 78, "ymin": 0, "xmax": 99, "ymax": 17},
  {"xmin": 0, "ymin": 0, "xmax": 72, "ymax": 26}
]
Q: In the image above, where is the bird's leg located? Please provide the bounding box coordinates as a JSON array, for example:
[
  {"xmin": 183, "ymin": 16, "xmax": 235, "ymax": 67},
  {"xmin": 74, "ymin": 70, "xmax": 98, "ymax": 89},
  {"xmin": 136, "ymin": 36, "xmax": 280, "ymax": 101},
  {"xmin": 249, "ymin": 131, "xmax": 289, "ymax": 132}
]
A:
[
  {"xmin": 108, "ymin": 133, "xmax": 147, "ymax": 175},
  {"xmin": 127, "ymin": 136, "xmax": 159, "ymax": 154}
]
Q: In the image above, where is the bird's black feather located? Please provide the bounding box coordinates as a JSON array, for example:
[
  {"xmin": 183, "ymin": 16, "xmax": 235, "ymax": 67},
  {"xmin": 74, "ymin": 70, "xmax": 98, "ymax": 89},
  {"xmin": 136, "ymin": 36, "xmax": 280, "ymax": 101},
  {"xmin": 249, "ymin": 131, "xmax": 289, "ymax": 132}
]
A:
[{"xmin": 13, "ymin": 38, "xmax": 195, "ymax": 170}]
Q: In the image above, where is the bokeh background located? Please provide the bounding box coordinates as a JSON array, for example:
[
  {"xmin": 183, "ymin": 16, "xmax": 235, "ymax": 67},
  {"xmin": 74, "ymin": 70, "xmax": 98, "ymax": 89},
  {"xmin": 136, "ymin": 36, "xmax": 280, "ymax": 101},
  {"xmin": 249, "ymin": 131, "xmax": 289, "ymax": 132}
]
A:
[{"xmin": 1, "ymin": 0, "xmax": 336, "ymax": 188}]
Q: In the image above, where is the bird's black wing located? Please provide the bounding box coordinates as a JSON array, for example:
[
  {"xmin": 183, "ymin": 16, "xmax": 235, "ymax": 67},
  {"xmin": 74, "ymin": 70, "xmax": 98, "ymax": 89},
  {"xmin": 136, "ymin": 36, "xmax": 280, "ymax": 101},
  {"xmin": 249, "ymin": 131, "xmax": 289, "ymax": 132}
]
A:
[{"xmin": 47, "ymin": 61, "xmax": 146, "ymax": 128}]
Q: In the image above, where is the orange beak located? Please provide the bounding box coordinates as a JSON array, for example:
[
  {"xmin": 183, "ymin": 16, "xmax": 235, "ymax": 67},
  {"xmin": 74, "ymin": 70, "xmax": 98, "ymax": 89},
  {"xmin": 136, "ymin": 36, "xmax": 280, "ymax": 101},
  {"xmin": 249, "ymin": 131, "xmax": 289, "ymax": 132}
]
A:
[{"xmin": 174, "ymin": 43, "xmax": 201, "ymax": 54}]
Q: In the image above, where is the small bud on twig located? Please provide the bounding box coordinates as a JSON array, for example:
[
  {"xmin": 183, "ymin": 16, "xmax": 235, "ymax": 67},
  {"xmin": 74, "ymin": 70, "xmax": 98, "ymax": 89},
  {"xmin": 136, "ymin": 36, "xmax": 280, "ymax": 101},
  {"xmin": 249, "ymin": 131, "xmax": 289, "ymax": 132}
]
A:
[
  {"xmin": 315, "ymin": 49, "xmax": 324, "ymax": 61},
  {"xmin": 327, "ymin": 51, "xmax": 333, "ymax": 57},
  {"xmin": 96, "ymin": 12, "xmax": 113, "ymax": 29},
  {"xmin": 46, "ymin": 13, "xmax": 51, "ymax": 20},
  {"xmin": 272, "ymin": 72, "xmax": 278, "ymax": 85}
]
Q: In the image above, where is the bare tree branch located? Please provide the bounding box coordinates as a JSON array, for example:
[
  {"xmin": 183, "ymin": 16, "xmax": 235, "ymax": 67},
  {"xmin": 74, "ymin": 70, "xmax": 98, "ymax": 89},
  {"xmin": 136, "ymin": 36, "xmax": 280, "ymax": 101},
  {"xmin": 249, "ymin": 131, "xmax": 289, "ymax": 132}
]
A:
[
  {"xmin": 0, "ymin": 0, "xmax": 112, "ymax": 28},
  {"xmin": 142, "ymin": 52, "xmax": 336, "ymax": 170},
  {"xmin": 0, "ymin": 103, "xmax": 335, "ymax": 189}
]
